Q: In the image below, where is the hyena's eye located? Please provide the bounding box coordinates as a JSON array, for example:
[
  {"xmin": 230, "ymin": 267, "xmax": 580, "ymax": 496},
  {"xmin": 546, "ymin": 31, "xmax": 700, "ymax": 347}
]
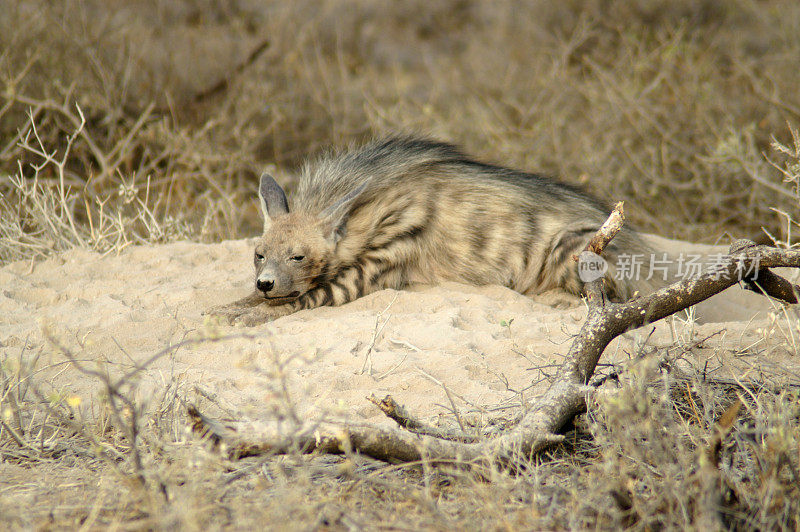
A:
[
  {"xmin": 289, "ymin": 255, "xmax": 305, "ymax": 262},
  {"xmin": 255, "ymin": 253, "xmax": 265, "ymax": 262}
]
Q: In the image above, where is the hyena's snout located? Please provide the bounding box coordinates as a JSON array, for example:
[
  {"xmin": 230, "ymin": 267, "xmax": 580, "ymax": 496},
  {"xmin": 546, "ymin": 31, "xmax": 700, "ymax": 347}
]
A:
[
  {"xmin": 255, "ymin": 263, "xmax": 278, "ymax": 294},
  {"xmin": 256, "ymin": 278, "xmax": 275, "ymax": 292},
  {"xmin": 255, "ymin": 264, "xmax": 299, "ymax": 299}
]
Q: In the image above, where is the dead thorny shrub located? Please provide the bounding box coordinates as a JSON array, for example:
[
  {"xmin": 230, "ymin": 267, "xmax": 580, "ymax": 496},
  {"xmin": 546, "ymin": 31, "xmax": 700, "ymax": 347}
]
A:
[
  {"xmin": 0, "ymin": 108, "xmax": 195, "ymax": 263},
  {"xmin": 571, "ymin": 359, "xmax": 800, "ymax": 530},
  {"xmin": 0, "ymin": 330, "xmax": 467, "ymax": 529},
  {"xmin": 0, "ymin": 332, "xmax": 246, "ymax": 527},
  {"xmin": 2, "ymin": 319, "xmax": 800, "ymax": 529}
]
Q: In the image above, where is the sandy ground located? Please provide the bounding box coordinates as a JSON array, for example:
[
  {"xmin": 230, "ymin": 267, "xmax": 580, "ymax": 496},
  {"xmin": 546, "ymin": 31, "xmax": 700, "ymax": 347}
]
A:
[{"xmin": 1, "ymin": 236, "xmax": 798, "ymax": 429}]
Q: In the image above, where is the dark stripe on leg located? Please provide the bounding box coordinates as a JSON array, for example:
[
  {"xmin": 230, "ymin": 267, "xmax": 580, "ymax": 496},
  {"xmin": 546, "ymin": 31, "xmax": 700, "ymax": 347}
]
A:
[{"xmin": 320, "ymin": 284, "xmax": 334, "ymax": 306}]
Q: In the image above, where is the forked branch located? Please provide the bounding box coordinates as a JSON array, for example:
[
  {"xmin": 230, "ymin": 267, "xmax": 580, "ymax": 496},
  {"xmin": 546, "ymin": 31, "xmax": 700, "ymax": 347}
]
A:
[{"xmin": 189, "ymin": 203, "xmax": 800, "ymax": 467}]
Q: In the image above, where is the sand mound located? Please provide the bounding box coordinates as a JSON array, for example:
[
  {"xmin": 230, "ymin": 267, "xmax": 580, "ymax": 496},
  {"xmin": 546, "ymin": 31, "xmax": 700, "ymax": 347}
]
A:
[{"xmin": 1, "ymin": 236, "xmax": 796, "ymax": 426}]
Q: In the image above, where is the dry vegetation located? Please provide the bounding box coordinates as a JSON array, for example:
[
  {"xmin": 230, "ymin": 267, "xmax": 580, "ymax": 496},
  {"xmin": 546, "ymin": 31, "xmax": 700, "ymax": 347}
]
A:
[
  {"xmin": 3, "ymin": 0, "xmax": 800, "ymax": 261},
  {"xmin": 2, "ymin": 0, "xmax": 800, "ymax": 529}
]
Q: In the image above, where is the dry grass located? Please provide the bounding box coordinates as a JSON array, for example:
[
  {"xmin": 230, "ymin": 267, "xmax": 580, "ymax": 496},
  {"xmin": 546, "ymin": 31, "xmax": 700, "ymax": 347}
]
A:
[
  {"xmin": 2, "ymin": 0, "xmax": 800, "ymax": 260},
  {"xmin": 2, "ymin": 325, "xmax": 800, "ymax": 529},
  {"xmin": 3, "ymin": 0, "xmax": 800, "ymax": 529}
]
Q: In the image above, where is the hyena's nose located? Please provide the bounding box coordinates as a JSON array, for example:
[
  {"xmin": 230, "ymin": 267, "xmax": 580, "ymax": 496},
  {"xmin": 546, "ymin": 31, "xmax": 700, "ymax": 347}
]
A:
[{"xmin": 257, "ymin": 279, "xmax": 275, "ymax": 292}]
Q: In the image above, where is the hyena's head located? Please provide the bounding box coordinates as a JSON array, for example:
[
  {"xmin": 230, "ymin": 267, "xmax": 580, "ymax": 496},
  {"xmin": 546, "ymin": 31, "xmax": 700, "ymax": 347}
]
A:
[{"xmin": 252, "ymin": 173, "xmax": 364, "ymax": 301}]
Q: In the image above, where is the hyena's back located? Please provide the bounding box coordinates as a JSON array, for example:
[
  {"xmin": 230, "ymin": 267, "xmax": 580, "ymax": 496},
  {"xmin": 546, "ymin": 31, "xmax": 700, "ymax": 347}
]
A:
[{"xmin": 293, "ymin": 137, "xmax": 651, "ymax": 303}]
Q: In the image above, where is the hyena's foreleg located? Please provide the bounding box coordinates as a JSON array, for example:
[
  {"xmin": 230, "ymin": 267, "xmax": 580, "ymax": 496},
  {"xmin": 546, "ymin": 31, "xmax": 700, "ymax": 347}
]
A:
[
  {"xmin": 203, "ymin": 291, "xmax": 294, "ymax": 325},
  {"xmin": 208, "ymin": 291, "xmax": 266, "ymax": 311},
  {"xmin": 293, "ymin": 257, "xmax": 408, "ymax": 312},
  {"xmin": 203, "ymin": 290, "xmax": 267, "ymax": 320},
  {"xmin": 211, "ymin": 258, "xmax": 409, "ymax": 326}
]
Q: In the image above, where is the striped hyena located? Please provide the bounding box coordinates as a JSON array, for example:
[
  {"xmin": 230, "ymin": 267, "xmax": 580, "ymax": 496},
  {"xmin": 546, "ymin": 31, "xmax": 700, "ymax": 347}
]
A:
[{"xmin": 206, "ymin": 136, "xmax": 655, "ymax": 326}]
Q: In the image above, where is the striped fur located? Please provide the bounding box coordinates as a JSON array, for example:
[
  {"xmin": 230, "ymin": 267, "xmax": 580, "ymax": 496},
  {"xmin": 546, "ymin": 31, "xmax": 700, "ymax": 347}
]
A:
[{"xmin": 210, "ymin": 136, "xmax": 656, "ymax": 325}]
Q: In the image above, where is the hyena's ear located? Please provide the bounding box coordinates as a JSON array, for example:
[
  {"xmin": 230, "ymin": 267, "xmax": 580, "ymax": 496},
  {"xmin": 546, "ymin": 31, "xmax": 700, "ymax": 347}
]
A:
[
  {"xmin": 319, "ymin": 182, "xmax": 367, "ymax": 244},
  {"xmin": 258, "ymin": 173, "xmax": 289, "ymax": 231}
]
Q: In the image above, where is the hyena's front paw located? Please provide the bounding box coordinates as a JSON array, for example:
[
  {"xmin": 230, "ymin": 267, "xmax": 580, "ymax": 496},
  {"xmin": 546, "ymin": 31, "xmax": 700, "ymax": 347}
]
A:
[
  {"xmin": 204, "ymin": 303, "xmax": 291, "ymax": 327},
  {"xmin": 203, "ymin": 291, "xmax": 270, "ymax": 324},
  {"xmin": 231, "ymin": 307, "xmax": 274, "ymax": 327},
  {"xmin": 203, "ymin": 302, "xmax": 253, "ymax": 325},
  {"xmin": 232, "ymin": 305, "xmax": 295, "ymax": 326}
]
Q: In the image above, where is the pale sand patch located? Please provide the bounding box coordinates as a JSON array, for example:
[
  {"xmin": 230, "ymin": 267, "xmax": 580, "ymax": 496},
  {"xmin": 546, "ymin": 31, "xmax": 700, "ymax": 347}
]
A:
[{"xmin": 1, "ymin": 236, "xmax": 797, "ymax": 430}]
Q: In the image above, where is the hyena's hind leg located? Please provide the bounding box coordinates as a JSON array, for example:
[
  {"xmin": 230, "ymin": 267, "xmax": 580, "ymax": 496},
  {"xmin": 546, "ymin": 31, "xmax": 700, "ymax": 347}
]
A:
[{"xmin": 528, "ymin": 223, "xmax": 634, "ymax": 304}]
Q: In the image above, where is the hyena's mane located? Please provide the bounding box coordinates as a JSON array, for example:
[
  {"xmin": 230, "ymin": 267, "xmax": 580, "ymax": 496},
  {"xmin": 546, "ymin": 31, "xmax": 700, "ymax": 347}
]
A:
[
  {"xmin": 293, "ymin": 136, "xmax": 471, "ymax": 215},
  {"xmin": 295, "ymin": 135, "xmax": 610, "ymax": 221}
]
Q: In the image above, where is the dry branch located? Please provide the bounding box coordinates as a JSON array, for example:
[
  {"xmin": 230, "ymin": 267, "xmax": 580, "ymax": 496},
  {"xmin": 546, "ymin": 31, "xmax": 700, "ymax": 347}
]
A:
[
  {"xmin": 367, "ymin": 394, "xmax": 481, "ymax": 443},
  {"xmin": 188, "ymin": 204, "xmax": 800, "ymax": 467},
  {"xmin": 582, "ymin": 200, "xmax": 626, "ymax": 257}
]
